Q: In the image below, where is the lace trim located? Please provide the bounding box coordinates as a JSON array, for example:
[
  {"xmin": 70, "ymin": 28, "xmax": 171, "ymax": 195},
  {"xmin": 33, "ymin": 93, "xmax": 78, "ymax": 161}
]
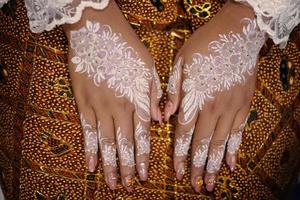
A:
[
  {"xmin": 235, "ymin": 0, "xmax": 300, "ymax": 48},
  {"xmin": 25, "ymin": 0, "xmax": 109, "ymax": 33},
  {"xmin": 0, "ymin": 0, "xmax": 8, "ymax": 8}
]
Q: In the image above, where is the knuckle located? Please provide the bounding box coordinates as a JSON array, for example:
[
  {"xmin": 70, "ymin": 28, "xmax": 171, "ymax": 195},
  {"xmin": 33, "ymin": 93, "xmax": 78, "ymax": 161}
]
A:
[
  {"xmin": 210, "ymin": 138, "xmax": 227, "ymax": 147},
  {"xmin": 115, "ymin": 98, "xmax": 133, "ymax": 112}
]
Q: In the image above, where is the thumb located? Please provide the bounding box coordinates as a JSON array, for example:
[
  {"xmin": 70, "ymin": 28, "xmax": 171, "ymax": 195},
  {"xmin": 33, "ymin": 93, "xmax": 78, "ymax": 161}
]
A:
[
  {"xmin": 150, "ymin": 66, "xmax": 163, "ymax": 124},
  {"xmin": 164, "ymin": 56, "xmax": 184, "ymax": 121}
]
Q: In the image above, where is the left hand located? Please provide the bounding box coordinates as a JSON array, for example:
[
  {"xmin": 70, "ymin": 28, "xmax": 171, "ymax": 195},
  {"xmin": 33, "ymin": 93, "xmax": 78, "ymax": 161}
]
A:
[{"xmin": 164, "ymin": 1, "xmax": 266, "ymax": 192}]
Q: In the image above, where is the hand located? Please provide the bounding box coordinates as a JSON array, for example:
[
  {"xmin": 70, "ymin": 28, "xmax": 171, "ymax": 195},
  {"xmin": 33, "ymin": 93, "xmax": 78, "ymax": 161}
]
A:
[
  {"xmin": 164, "ymin": 1, "xmax": 265, "ymax": 192},
  {"xmin": 63, "ymin": 1, "xmax": 162, "ymax": 192}
]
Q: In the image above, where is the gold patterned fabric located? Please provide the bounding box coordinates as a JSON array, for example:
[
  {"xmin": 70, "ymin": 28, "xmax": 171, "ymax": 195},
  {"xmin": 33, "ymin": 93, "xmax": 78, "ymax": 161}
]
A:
[{"xmin": 0, "ymin": 0, "xmax": 299, "ymax": 199}]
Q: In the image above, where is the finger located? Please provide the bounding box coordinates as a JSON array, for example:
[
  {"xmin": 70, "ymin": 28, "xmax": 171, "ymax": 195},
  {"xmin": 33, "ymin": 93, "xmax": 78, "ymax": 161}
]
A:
[
  {"xmin": 79, "ymin": 112, "xmax": 98, "ymax": 173},
  {"xmin": 190, "ymin": 109, "xmax": 218, "ymax": 193},
  {"xmin": 164, "ymin": 57, "xmax": 184, "ymax": 121},
  {"xmin": 173, "ymin": 106, "xmax": 198, "ymax": 181},
  {"xmin": 133, "ymin": 113, "xmax": 151, "ymax": 181},
  {"xmin": 226, "ymin": 107, "xmax": 250, "ymax": 172},
  {"xmin": 205, "ymin": 111, "xmax": 236, "ymax": 192},
  {"xmin": 150, "ymin": 67, "xmax": 163, "ymax": 124},
  {"xmin": 114, "ymin": 113, "xmax": 135, "ymax": 193},
  {"xmin": 96, "ymin": 114, "xmax": 118, "ymax": 190},
  {"xmin": 226, "ymin": 70, "xmax": 256, "ymax": 171}
]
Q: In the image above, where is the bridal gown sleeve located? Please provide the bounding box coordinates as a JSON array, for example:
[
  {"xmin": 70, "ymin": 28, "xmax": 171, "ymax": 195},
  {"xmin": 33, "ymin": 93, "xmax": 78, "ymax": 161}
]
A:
[
  {"xmin": 235, "ymin": 0, "xmax": 300, "ymax": 48},
  {"xmin": 1, "ymin": 0, "xmax": 110, "ymax": 33}
]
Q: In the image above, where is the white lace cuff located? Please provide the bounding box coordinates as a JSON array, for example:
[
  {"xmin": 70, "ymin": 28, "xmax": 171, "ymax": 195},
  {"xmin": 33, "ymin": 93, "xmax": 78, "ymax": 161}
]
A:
[
  {"xmin": 0, "ymin": 0, "xmax": 8, "ymax": 8},
  {"xmin": 235, "ymin": 0, "xmax": 300, "ymax": 48},
  {"xmin": 24, "ymin": 0, "xmax": 109, "ymax": 33}
]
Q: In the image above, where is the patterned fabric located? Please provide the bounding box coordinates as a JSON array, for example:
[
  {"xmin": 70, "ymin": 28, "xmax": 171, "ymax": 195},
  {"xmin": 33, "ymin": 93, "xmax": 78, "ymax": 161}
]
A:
[{"xmin": 0, "ymin": 0, "xmax": 299, "ymax": 199}]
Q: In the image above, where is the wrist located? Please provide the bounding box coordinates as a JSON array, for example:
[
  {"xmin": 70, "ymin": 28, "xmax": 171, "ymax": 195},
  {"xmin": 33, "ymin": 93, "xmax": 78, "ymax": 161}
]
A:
[{"xmin": 223, "ymin": 0, "xmax": 255, "ymax": 20}]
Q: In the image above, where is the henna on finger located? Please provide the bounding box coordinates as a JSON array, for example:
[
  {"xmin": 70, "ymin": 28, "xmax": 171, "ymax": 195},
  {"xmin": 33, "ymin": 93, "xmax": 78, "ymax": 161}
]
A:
[
  {"xmin": 80, "ymin": 113, "xmax": 98, "ymax": 172},
  {"xmin": 192, "ymin": 136, "xmax": 211, "ymax": 169},
  {"xmin": 98, "ymin": 122, "xmax": 117, "ymax": 167},
  {"xmin": 227, "ymin": 115, "xmax": 249, "ymax": 155},
  {"xmin": 174, "ymin": 126, "xmax": 194, "ymax": 157},
  {"xmin": 116, "ymin": 127, "xmax": 135, "ymax": 167},
  {"xmin": 134, "ymin": 122, "xmax": 150, "ymax": 157}
]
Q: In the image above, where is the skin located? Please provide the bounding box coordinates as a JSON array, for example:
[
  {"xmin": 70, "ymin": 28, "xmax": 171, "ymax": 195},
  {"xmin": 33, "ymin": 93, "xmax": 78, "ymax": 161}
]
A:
[
  {"xmin": 164, "ymin": 1, "xmax": 261, "ymax": 193},
  {"xmin": 63, "ymin": 1, "xmax": 162, "ymax": 192}
]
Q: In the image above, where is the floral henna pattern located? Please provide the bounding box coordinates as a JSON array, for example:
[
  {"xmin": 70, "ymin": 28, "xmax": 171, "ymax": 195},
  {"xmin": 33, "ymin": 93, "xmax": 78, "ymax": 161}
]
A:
[
  {"xmin": 206, "ymin": 143, "xmax": 227, "ymax": 174},
  {"xmin": 167, "ymin": 57, "xmax": 182, "ymax": 95},
  {"xmin": 70, "ymin": 21, "xmax": 152, "ymax": 122},
  {"xmin": 174, "ymin": 126, "xmax": 194, "ymax": 157},
  {"xmin": 227, "ymin": 116, "xmax": 249, "ymax": 155},
  {"xmin": 98, "ymin": 122, "xmax": 117, "ymax": 167},
  {"xmin": 192, "ymin": 137, "xmax": 211, "ymax": 168},
  {"xmin": 135, "ymin": 122, "xmax": 150, "ymax": 156},
  {"xmin": 117, "ymin": 127, "xmax": 135, "ymax": 167},
  {"xmin": 180, "ymin": 18, "xmax": 265, "ymax": 124},
  {"xmin": 80, "ymin": 114, "xmax": 98, "ymax": 154}
]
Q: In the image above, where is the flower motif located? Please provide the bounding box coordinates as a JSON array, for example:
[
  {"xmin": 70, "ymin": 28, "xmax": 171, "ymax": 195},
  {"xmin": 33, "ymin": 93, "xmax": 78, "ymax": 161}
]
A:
[
  {"xmin": 135, "ymin": 122, "xmax": 150, "ymax": 156},
  {"xmin": 180, "ymin": 18, "xmax": 265, "ymax": 125},
  {"xmin": 70, "ymin": 21, "xmax": 152, "ymax": 122}
]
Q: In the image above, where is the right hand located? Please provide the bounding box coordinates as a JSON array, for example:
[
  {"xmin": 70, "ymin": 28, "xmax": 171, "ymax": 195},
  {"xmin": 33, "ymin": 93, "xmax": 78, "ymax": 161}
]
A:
[{"xmin": 63, "ymin": 1, "xmax": 162, "ymax": 192}]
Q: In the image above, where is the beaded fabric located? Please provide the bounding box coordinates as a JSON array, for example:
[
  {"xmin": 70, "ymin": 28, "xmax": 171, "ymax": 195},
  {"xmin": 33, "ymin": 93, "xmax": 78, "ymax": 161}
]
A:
[{"xmin": 0, "ymin": 0, "xmax": 299, "ymax": 199}]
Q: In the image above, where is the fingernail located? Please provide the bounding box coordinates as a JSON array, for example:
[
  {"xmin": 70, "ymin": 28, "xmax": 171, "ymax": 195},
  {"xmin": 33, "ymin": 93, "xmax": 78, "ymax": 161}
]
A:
[
  {"xmin": 123, "ymin": 175, "xmax": 134, "ymax": 193},
  {"xmin": 139, "ymin": 162, "xmax": 148, "ymax": 181},
  {"xmin": 194, "ymin": 176, "xmax": 203, "ymax": 193},
  {"xmin": 176, "ymin": 162, "xmax": 185, "ymax": 180},
  {"xmin": 88, "ymin": 156, "xmax": 96, "ymax": 172},
  {"xmin": 106, "ymin": 172, "xmax": 117, "ymax": 190},
  {"xmin": 206, "ymin": 176, "xmax": 215, "ymax": 192},
  {"xmin": 230, "ymin": 156, "xmax": 236, "ymax": 172},
  {"xmin": 164, "ymin": 101, "xmax": 173, "ymax": 121}
]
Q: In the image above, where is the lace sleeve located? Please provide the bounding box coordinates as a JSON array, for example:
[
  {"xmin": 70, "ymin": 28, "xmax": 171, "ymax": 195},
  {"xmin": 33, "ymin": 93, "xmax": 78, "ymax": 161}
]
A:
[
  {"xmin": 235, "ymin": 0, "xmax": 300, "ymax": 48},
  {"xmin": 24, "ymin": 0, "xmax": 109, "ymax": 33},
  {"xmin": 0, "ymin": 0, "xmax": 8, "ymax": 8}
]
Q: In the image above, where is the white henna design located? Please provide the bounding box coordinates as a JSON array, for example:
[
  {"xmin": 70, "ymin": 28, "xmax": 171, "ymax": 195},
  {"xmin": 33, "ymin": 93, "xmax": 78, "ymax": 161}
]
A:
[
  {"xmin": 80, "ymin": 114, "xmax": 98, "ymax": 154},
  {"xmin": 97, "ymin": 122, "xmax": 117, "ymax": 167},
  {"xmin": 174, "ymin": 126, "xmax": 194, "ymax": 157},
  {"xmin": 117, "ymin": 127, "xmax": 135, "ymax": 167},
  {"xmin": 180, "ymin": 18, "xmax": 265, "ymax": 124},
  {"xmin": 153, "ymin": 67, "xmax": 163, "ymax": 99},
  {"xmin": 167, "ymin": 57, "xmax": 182, "ymax": 95},
  {"xmin": 206, "ymin": 143, "xmax": 227, "ymax": 174},
  {"xmin": 70, "ymin": 21, "xmax": 152, "ymax": 122},
  {"xmin": 192, "ymin": 137, "xmax": 211, "ymax": 168},
  {"xmin": 135, "ymin": 122, "xmax": 150, "ymax": 156},
  {"xmin": 227, "ymin": 116, "xmax": 249, "ymax": 155}
]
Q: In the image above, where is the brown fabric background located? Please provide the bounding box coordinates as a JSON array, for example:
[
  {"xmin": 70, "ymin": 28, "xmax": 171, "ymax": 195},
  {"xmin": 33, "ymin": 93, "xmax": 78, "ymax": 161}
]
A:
[{"xmin": 0, "ymin": 0, "xmax": 299, "ymax": 199}]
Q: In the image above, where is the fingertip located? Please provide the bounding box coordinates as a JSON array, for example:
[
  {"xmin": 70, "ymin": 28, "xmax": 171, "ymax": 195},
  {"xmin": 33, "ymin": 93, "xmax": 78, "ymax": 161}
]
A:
[
  {"xmin": 164, "ymin": 101, "xmax": 173, "ymax": 122},
  {"xmin": 123, "ymin": 174, "xmax": 135, "ymax": 193},
  {"xmin": 105, "ymin": 172, "xmax": 118, "ymax": 190},
  {"xmin": 205, "ymin": 173, "xmax": 216, "ymax": 192},
  {"xmin": 226, "ymin": 153, "xmax": 236, "ymax": 172},
  {"xmin": 138, "ymin": 162, "xmax": 148, "ymax": 181},
  {"xmin": 192, "ymin": 176, "xmax": 203, "ymax": 193},
  {"xmin": 175, "ymin": 162, "xmax": 185, "ymax": 180},
  {"xmin": 87, "ymin": 155, "xmax": 97, "ymax": 172}
]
